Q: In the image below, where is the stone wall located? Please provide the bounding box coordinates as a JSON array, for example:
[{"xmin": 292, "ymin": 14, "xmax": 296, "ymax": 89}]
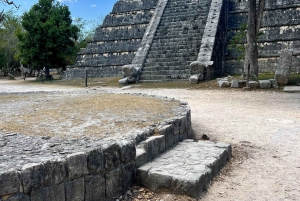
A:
[
  {"xmin": 0, "ymin": 94, "xmax": 192, "ymax": 201},
  {"xmin": 225, "ymin": 0, "xmax": 300, "ymax": 74},
  {"xmin": 64, "ymin": 0, "xmax": 159, "ymax": 80}
]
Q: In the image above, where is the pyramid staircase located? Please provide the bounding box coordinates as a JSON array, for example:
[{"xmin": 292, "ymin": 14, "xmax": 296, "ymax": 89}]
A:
[{"xmin": 139, "ymin": 0, "xmax": 212, "ymax": 82}]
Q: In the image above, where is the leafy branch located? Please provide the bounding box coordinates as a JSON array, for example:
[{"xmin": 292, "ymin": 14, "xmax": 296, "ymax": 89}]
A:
[{"xmin": 0, "ymin": 0, "xmax": 20, "ymax": 22}]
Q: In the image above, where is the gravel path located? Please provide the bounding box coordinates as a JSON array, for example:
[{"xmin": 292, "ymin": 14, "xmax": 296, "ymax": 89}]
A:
[{"xmin": 1, "ymin": 79, "xmax": 300, "ymax": 200}]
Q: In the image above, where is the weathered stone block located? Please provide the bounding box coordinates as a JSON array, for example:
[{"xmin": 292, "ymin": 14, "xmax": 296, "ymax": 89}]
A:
[
  {"xmin": 31, "ymin": 183, "xmax": 65, "ymax": 201},
  {"xmin": 0, "ymin": 169, "xmax": 21, "ymax": 195},
  {"xmin": 87, "ymin": 149, "xmax": 104, "ymax": 174},
  {"xmin": 158, "ymin": 124, "xmax": 174, "ymax": 150},
  {"xmin": 189, "ymin": 74, "xmax": 199, "ymax": 84},
  {"xmin": 106, "ymin": 168, "xmax": 123, "ymax": 198},
  {"xmin": 231, "ymin": 79, "xmax": 239, "ymax": 88},
  {"xmin": 275, "ymin": 49, "xmax": 293, "ymax": 84},
  {"xmin": 85, "ymin": 175, "xmax": 105, "ymax": 201},
  {"xmin": 239, "ymin": 80, "xmax": 246, "ymax": 88},
  {"xmin": 44, "ymin": 159, "xmax": 66, "ymax": 186},
  {"xmin": 118, "ymin": 140, "xmax": 136, "ymax": 164},
  {"xmin": 249, "ymin": 81, "xmax": 259, "ymax": 88},
  {"xmin": 269, "ymin": 79, "xmax": 278, "ymax": 88},
  {"xmin": 136, "ymin": 164, "xmax": 172, "ymax": 192},
  {"xmin": 218, "ymin": 81, "xmax": 230, "ymax": 88},
  {"xmin": 5, "ymin": 193, "xmax": 30, "ymax": 201},
  {"xmin": 102, "ymin": 142, "xmax": 121, "ymax": 171},
  {"xmin": 119, "ymin": 77, "xmax": 129, "ymax": 85},
  {"xmin": 140, "ymin": 136, "xmax": 166, "ymax": 161},
  {"xmin": 135, "ymin": 148, "xmax": 147, "ymax": 168},
  {"xmin": 122, "ymin": 162, "xmax": 136, "ymax": 191},
  {"xmin": 65, "ymin": 178, "xmax": 84, "ymax": 201},
  {"xmin": 190, "ymin": 61, "xmax": 206, "ymax": 75},
  {"xmin": 21, "ymin": 163, "xmax": 45, "ymax": 193},
  {"xmin": 259, "ymin": 80, "xmax": 271, "ymax": 89},
  {"xmin": 66, "ymin": 152, "xmax": 88, "ymax": 180},
  {"xmin": 179, "ymin": 117, "xmax": 188, "ymax": 139},
  {"xmin": 122, "ymin": 65, "xmax": 139, "ymax": 77}
]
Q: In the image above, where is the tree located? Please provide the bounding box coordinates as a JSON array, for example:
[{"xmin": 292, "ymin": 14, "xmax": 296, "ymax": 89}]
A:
[
  {"xmin": 0, "ymin": 0, "xmax": 19, "ymax": 22},
  {"xmin": 17, "ymin": 0, "xmax": 79, "ymax": 78},
  {"xmin": 244, "ymin": 0, "xmax": 266, "ymax": 78},
  {"xmin": 67, "ymin": 16, "xmax": 104, "ymax": 64},
  {"xmin": 0, "ymin": 10, "xmax": 22, "ymax": 75}
]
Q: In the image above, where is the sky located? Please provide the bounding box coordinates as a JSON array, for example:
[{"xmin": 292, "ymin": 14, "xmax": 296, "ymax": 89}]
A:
[{"xmin": 1, "ymin": 0, "xmax": 118, "ymax": 22}]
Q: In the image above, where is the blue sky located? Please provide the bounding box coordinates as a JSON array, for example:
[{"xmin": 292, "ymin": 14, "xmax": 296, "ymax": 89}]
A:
[{"xmin": 3, "ymin": 0, "xmax": 118, "ymax": 22}]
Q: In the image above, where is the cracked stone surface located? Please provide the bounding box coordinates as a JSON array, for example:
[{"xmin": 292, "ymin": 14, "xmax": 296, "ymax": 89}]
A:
[{"xmin": 137, "ymin": 140, "xmax": 231, "ymax": 198}]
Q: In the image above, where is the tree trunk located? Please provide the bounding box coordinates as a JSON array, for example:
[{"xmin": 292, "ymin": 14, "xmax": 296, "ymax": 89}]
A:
[
  {"xmin": 244, "ymin": 0, "xmax": 265, "ymax": 78},
  {"xmin": 248, "ymin": 0, "xmax": 258, "ymax": 78}
]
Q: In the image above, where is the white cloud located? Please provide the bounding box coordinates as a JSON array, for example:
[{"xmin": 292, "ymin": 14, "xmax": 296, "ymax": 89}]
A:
[{"xmin": 91, "ymin": 4, "xmax": 96, "ymax": 7}]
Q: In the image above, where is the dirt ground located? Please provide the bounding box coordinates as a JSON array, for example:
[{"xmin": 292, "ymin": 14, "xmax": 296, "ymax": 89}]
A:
[{"xmin": 1, "ymin": 78, "xmax": 300, "ymax": 201}]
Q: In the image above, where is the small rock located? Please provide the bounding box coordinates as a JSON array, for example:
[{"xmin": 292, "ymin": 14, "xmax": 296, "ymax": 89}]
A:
[
  {"xmin": 259, "ymin": 80, "xmax": 271, "ymax": 89},
  {"xmin": 231, "ymin": 79, "xmax": 239, "ymax": 88},
  {"xmin": 219, "ymin": 81, "xmax": 230, "ymax": 88}
]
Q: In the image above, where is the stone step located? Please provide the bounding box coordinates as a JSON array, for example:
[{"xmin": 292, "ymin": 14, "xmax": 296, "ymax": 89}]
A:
[
  {"xmin": 143, "ymin": 62, "xmax": 193, "ymax": 69},
  {"xmin": 283, "ymin": 86, "xmax": 300, "ymax": 92},
  {"xmin": 136, "ymin": 140, "xmax": 232, "ymax": 198},
  {"xmin": 141, "ymin": 70, "xmax": 190, "ymax": 76},
  {"xmin": 140, "ymin": 0, "xmax": 212, "ymax": 81},
  {"xmin": 146, "ymin": 54, "xmax": 197, "ymax": 61},
  {"xmin": 142, "ymin": 66, "xmax": 191, "ymax": 71},
  {"xmin": 139, "ymin": 74, "xmax": 190, "ymax": 80}
]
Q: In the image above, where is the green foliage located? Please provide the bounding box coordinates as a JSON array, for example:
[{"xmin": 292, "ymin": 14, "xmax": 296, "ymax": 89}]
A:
[
  {"xmin": 229, "ymin": 24, "xmax": 247, "ymax": 61},
  {"xmin": 17, "ymin": 0, "xmax": 80, "ymax": 70},
  {"xmin": 229, "ymin": 24, "xmax": 265, "ymax": 62},
  {"xmin": 0, "ymin": 10, "xmax": 22, "ymax": 74}
]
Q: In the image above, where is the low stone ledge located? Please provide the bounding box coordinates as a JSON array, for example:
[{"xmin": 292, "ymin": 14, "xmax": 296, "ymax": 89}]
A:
[{"xmin": 0, "ymin": 93, "xmax": 192, "ymax": 200}]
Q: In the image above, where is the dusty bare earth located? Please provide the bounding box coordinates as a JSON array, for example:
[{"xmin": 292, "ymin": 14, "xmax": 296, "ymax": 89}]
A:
[{"xmin": 1, "ymin": 78, "xmax": 300, "ymax": 201}]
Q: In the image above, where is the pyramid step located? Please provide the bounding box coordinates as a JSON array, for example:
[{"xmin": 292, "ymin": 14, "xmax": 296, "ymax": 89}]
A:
[{"xmin": 136, "ymin": 140, "xmax": 232, "ymax": 198}]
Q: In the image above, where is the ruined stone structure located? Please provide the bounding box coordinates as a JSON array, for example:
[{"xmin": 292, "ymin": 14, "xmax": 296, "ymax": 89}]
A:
[{"xmin": 64, "ymin": 0, "xmax": 300, "ymax": 81}]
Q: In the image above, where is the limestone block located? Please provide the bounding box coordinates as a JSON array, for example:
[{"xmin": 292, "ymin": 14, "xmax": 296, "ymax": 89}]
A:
[
  {"xmin": 127, "ymin": 128, "xmax": 153, "ymax": 144},
  {"xmin": 136, "ymin": 163, "xmax": 172, "ymax": 191},
  {"xmin": 231, "ymin": 79, "xmax": 239, "ymax": 88},
  {"xmin": 190, "ymin": 61, "xmax": 206, "ymax": 75},
  {"xmin": 65, "ymin": 178, "xmax": 84, "ymax": 201},
  {"xmin": 239, "ymin": 80, "xmax": 246, "ymax": 88},
  {"xmin": 275, "ymin": 49, "xmax": 293, "ymax": 84},
  {"xmin": 259, "ymin": 80, "xmax": 271, "ymax": 89},
  {"xmin": 106, "ymin": 168, "xmax": 123, "ymax": 198},
  {"xmin": 189, "ymin": 74, "xmax": 199, "ymax": 84},
  {"xmin": 119, "ymin": 77, "xmax": 129, "ymax": 85},
  {"xmin": 43, "ymin": 159, "xmax": 66, "ymax": 186},
  {"xmin": 102, "ymin": 142, "xmax": 121, "ymax": 171},
  {"xmin": 122, "ymin": 65, "xmax": 139, "ymax": 77},
  {"xmin": 118, "ymin": 140, "xmax": 136, "ymax": 164},
  {"xmin": 140, "ymin": 136, "xmax": 166, "ymax": 161},
  {"xmin": 87, "ymin": 149, "xmax": 104, "ymax": 174},
  {"xmin": 122, "ymin": 162, "xmax": 136, "ymax": 191},
  {"xmin": 0, "ymin": 169, "xmax": 21, "ymax": 195},
  {"xmin": 249, "ymin": 81, "xmax": 259, "ymax": 88},
  {"xmin": 66, "ymin": 152, "xmax": 88, "ymax": 180},
  {"xmin": 85, "ymin": 175, "xmax": 105, "ymax": 201},
  {"xmin": 269, "ymin": 79, "xmax": 278, "ymax": 88},
  {"xmin": 158, "ymin": 124, "xmax": 174, "ymax": 150},
  {"xmin": 5, "ymin": 193, "xmax": 30, "ymax": 201},
  {"xmin": 21, "ymin": 163, "xmax": 45, "ymax": 193},
  {"xmin": 136, "ymin": 148, "xmax": 147, "ymax": 168},
  {"xmin": 179, "ymin": 116, "xmax": 187, "ymax": 135},
  {"xmin": 218, "ymin": 81, "xmax": 230, "ymax": 88},
  {"xmin": 31, "ymin": 183, "xmax": 65, "ymax": 201}
]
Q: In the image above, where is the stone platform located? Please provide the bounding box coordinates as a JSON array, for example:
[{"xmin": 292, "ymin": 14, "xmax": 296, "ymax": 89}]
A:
[
  {"xmin": 283, "ymin": 86, "xmax": 300, "ymax": 93},
  {"xmin": 136, "ymin": 140, "xmax": 231, "ymax": 198}
]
